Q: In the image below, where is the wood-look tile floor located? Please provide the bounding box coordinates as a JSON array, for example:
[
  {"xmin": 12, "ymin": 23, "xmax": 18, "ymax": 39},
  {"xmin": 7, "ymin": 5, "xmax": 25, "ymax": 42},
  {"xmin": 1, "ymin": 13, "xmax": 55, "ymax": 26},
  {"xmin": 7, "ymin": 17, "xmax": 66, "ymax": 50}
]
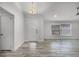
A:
[{"xmin": 1, "ymin": 39, "xmax": 79, "ymax": 57}]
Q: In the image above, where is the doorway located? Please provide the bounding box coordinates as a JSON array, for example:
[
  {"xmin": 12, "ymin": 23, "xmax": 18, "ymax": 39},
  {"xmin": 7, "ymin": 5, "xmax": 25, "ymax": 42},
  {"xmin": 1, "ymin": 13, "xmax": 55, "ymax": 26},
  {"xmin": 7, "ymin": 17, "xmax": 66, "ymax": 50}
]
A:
[{"xmin": 0, "ymin": 7, "xmax": 14, "ymax": 50}]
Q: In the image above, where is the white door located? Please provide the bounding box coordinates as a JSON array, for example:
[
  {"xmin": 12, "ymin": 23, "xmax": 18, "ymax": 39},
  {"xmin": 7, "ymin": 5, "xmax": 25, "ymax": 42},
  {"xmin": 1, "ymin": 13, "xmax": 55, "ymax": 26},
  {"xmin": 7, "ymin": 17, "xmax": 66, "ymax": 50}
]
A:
[{"xmin": 0, "ymin": 15, "xmax": 14, "ymax": 50}]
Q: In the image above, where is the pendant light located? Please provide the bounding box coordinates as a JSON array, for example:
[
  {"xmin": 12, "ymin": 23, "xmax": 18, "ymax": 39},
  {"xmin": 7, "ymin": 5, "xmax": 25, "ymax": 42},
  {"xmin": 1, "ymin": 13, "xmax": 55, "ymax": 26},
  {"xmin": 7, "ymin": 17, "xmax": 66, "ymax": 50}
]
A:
[
  {"xmin": 76, "ymin": 7, "xmax": 79, "ymax": 15},
  {"xmin": 29, "ymin": 2, "xmax": 38, "ymax": 14}
]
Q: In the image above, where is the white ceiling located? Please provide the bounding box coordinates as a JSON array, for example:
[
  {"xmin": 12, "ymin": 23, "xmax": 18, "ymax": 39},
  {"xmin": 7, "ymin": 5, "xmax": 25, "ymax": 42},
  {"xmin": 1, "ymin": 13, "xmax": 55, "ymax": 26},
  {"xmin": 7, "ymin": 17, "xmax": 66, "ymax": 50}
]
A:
[{"xmin": 15, "ymin": 2, "xmax": 79, "ymax": 21}]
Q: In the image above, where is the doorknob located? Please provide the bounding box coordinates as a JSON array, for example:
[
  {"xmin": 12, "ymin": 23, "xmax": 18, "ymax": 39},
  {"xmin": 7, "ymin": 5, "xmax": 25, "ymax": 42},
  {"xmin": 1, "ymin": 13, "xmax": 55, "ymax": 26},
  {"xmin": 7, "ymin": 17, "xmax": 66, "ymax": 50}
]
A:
[
  {"xmin": 0, "ymin": 34, "xmax": 3, "ymax": 36},
  {"xmin": 0, "ymin": 34, "xmax": 3, "ymax": 38}
]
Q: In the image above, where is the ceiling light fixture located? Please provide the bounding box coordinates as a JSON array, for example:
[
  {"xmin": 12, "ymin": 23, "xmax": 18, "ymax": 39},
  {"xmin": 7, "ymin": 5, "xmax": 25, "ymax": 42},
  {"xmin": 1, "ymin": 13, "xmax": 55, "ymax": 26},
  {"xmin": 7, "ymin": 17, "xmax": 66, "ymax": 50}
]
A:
[
  {"xmin": 29, "ymin": 2, "xmax": 38, "ymax": 14},
  {"xmin": 76, "ymin": 7, "xmax": 79, "ymax": 15}
]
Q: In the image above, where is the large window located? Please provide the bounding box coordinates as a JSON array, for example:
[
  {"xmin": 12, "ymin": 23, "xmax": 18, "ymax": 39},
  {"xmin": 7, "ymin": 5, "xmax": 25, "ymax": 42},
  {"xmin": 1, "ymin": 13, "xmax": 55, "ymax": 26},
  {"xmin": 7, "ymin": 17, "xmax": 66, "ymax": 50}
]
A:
[
  {"xmin": 51, "ymin": 23, "xmax": 72, "ymax": 37},
  {"xmin": 60, "ymin": 24, "xmax": 72, "ymax": 36},
  {"xmin": 51, "ymin": 25, "xmax": 60, "ymax": 35}
]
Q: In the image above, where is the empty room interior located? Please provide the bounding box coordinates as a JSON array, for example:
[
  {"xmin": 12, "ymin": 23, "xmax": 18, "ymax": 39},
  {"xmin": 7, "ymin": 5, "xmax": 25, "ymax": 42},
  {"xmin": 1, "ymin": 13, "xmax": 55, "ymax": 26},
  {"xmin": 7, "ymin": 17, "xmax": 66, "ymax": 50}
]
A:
[{"xmin": 0, "ymin": 2, "xmax": 79, "ymax": 57}]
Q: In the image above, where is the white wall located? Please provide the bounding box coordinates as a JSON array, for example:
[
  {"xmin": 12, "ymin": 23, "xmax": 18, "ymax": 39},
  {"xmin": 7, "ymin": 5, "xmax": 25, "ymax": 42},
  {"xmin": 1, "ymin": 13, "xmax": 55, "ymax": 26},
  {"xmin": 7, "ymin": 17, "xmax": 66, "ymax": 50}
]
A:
[
  {"xmin": 72, "ymin": 21, "xmax": 79, "ymax": 39},
  {"xmin": 44, "ymin": 21, "xmax": 79, "ymax": 39},
  {"xmin": 0, "ymin": 3, "xmax": 24, "ymax": 50},
  {"xmin": 24, "ymin": 15, "xmax": 44, "ymax": 42}
]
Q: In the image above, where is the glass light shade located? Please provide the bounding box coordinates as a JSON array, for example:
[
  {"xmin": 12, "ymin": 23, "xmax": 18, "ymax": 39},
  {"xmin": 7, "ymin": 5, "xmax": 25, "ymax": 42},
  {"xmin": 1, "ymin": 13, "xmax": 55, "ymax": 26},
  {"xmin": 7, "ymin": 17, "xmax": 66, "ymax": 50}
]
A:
[
  {"xmin": 28, "ymin": 2, "xmax": 38, "ymax": 14},
  {"xmin": 77, "ymin": 7, "xmax": 79, "ymax": 15}
]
